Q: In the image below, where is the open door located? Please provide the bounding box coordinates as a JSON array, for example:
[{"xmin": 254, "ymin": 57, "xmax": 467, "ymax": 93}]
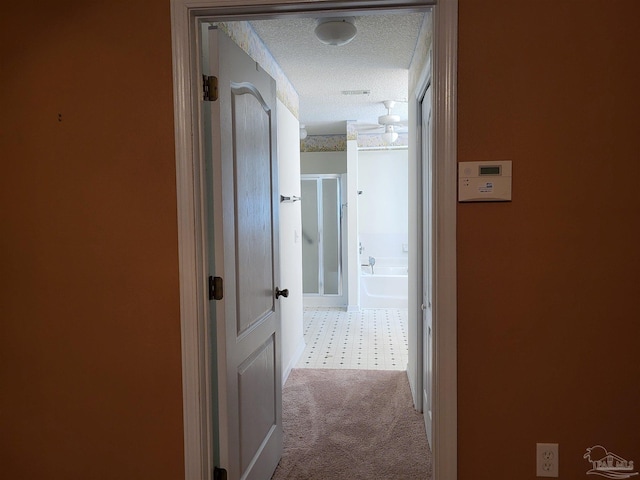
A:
[
  {"xmin": 421, "ymin": 84, "xmax": 434, "ymax": 448},
  {"xmin": 204, "ymin": 27, "xmax": 283, "ymax": 480}
]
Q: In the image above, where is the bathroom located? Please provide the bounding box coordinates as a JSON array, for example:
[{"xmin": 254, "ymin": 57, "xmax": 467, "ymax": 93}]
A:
[
  {"xmin": 357, "ymin": 148, "xmax": 408, "ymax": 310},
  {"xmin": 300, "ymin": 137, "xmax": 408, "ymax": 311}
]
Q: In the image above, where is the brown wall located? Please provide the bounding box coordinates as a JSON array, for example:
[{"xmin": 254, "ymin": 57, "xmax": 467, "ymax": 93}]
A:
[
  {"xmin": 0, "ymin": 2, "xmax": 184, "ymax": 479},
  {"xmin": 3, "ymin": 1, "xmax": 640, "ymax": 479},
  {"xmin": 458, "ymin": 0, "xmax": 640, "ymax": 478}
]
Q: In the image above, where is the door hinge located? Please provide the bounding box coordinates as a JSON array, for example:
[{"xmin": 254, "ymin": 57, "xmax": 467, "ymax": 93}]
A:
[
  {"xmin": 213, "ymin": 466, "xmax": 227, "ymax": 480},
  {"xmin": 203, "ymin": 74, "xmax": 218, "ymax": 101},
  {"xmin": 209, "ymin": 275, "xmax": 223, "ymax": 301}
]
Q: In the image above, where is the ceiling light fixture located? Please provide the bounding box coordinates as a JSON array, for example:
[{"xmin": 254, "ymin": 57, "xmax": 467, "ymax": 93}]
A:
[
  {"xmin": 315, "ymin": 18, "xmax": 357, "ymax": 46},
  {"xmin": 299, "ymin": 124, "xmax": 308, "ymax": 140},
  {"xmin": 382, "ymin": 125, "xmax": 398, "ymax": 145}
]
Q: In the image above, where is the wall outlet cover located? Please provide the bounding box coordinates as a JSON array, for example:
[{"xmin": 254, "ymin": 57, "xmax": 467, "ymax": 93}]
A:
[{"xmin": 536, "ymin": 443, "xmax": 559, "ymax": 477}]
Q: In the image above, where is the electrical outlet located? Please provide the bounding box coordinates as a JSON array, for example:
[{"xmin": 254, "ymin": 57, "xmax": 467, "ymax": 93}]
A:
[{"xmin": 536, "ymin": 443, "xmax": 559, "ymax": 477}]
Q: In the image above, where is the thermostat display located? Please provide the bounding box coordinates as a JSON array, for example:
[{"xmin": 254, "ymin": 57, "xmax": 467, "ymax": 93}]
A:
[
  {"xmin": 479, "ymin": 165, "xmax": 501, "ymax": 176},
  {"xmin": 458, "ymin": 161, "xmax": 512, "ymax": 202}
]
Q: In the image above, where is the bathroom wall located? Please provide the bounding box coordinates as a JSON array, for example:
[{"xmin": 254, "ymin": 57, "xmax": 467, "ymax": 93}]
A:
[
  {"xmin": 276, "ymin": 100, "xmax": 305, "ymax": 382},
  {"xmin": 300, "ymin": 151, "xmax": 347, "ymax": 174},
  {"xmin": 357, "ymin": 149, "xmax": 409, "ymax": 262}
]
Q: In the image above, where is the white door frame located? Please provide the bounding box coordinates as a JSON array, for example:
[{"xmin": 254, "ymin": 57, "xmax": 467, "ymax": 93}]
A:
[
  {"xmin": 415, "ymin": 55, "xmax": 433, "ymax": 444},
  {"xmin": 169, "ymin": 1, "xmax": 457, "ymax": 479}
]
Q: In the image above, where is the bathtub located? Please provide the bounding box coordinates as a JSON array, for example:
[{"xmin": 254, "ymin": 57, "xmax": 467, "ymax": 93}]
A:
[{"xmin": 360, "ymin": 257, "xmax": 408, "ymax": 309}]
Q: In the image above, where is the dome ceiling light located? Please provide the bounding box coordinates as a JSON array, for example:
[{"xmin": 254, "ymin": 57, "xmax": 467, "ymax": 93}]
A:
[{"xmin": 315, "ymin": 18, "xmax": 357, "ymax": 46}]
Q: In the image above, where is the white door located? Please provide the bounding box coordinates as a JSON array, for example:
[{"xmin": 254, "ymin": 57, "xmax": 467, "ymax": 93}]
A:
[
  {"xmin": 421, "ymin": 85, "xmax": 434, "ymax": 448},
  {"xmin": 206, "ymin": 28, "xmax": 283, "ymax": 480}
]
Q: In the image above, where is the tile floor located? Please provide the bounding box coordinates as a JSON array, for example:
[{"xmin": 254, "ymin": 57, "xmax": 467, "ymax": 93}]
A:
[{"xmin": 296, "ymin": 306, "xmax": 409, "ymax": 370}]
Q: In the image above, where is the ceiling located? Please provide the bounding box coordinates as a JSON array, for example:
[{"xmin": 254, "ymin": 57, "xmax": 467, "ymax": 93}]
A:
[{"xmin": 249, "ymin": 12, "xmax": 427, "ymax": 135}]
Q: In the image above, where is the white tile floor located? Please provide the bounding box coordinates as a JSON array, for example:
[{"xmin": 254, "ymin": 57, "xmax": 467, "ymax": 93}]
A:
[{"xmin": 295, "ymin": 307, "xmax": 409, "ymax": 370}]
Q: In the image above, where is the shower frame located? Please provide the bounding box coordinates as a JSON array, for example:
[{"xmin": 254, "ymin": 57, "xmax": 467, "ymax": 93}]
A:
[{"xmin": 301, "ymin": 174, "xmax": 345, "ymax": 302}]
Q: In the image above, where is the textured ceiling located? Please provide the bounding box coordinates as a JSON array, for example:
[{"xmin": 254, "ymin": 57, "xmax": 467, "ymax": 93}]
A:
[{"xmin": 250, "ymin": 13, "xmax": 426, "ymax": 135}]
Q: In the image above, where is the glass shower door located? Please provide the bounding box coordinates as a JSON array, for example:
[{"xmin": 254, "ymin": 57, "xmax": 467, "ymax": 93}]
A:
[
  {"xmin": 301, "ymin": 179, "xmax": 319, "ymax": 293},
  {"xmin": 301, "ymin": 175, "xmax": 342, "ymax": 296}
]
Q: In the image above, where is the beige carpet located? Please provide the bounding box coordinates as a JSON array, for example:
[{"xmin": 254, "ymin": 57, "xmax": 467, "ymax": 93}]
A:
[{"xmin": 271, "ymin": 369, "xmax": 432, "ymax": 479}]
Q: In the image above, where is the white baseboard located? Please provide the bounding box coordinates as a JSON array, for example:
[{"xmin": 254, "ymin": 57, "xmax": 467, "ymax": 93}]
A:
[
  {"xmin": 346, "ymin": 305, "xmax": 360, "ymax": 313},
  {"xmin": 282, "ymin": 339, "xmax": 306, "ymax": 385},
  {"xmin": 303, "ymin": 296, "xmax": 347, "ymax": 308}
]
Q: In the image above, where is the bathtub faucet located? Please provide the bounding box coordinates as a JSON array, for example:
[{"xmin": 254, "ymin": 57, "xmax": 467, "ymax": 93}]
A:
[{"xmin": 360, "ymin": 255, "xmax": 376, "ymax": 274}]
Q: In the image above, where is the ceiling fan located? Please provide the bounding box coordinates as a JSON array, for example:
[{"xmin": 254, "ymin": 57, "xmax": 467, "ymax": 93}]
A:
[{"xmin": 354, "ymin": 100, "xmax": 408, "ymax": 143}]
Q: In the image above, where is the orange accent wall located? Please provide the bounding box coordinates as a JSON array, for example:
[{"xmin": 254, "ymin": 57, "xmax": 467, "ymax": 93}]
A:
[
  {"xmin": 0, "ymin": 2, "xmax": 184, "ymax": 479},
  {"xmin": 458, "ymin": 0, "xmax": 640, "ymax": 478}
]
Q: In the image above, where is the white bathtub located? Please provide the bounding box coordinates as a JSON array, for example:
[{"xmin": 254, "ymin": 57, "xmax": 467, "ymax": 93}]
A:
[{"xmin": 360, "ymin": 257, "xmax": 408, "ymax": 309}]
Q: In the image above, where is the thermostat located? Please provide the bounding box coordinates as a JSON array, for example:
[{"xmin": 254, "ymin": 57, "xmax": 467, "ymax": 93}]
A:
[{"xmin": 458, "ymin": 161, "xmax": 512, "ymax": 202}]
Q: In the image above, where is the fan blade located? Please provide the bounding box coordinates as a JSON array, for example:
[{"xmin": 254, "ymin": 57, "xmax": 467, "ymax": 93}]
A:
[
  {"xmin": 354, "ymin": 123, "xmax": 384, "ymax": 132},
  {"xmin": 379, "ymin": 119, "xmax": 408, "ymax": 126}
]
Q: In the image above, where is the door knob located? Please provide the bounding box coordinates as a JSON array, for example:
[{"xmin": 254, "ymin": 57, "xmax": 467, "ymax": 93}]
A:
[{"xmin": 275, "ymin": 287, "xmax": 289, "ymax": 299}]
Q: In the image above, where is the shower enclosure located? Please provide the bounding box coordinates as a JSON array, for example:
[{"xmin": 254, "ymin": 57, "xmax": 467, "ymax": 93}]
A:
[{"xmin": 301, "ymin": 175, "xmax": 344, "ymax": 305}]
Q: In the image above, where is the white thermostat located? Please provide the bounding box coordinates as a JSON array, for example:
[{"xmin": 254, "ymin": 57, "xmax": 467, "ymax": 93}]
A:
[{"xmin": 458, "ymin": 161, "xmax": 512, "ymax": 202}]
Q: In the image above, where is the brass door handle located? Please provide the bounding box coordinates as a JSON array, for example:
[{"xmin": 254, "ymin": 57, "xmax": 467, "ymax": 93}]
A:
[{"xmin": 275, "ymin": 287, "xmax": 289, "ymax": 299}]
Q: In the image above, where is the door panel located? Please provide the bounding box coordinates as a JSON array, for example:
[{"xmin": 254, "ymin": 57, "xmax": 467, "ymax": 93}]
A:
[
  {"xmin": 207, "ymin": 27, "xmax": 282, "ymax": 480},
  {"xmin": 232, "ymin": 85, "xmax": 275, "ymax": 336},
  {"xmin": 238, "ymin": 336, "xmax": 276, "ymax": 472}
]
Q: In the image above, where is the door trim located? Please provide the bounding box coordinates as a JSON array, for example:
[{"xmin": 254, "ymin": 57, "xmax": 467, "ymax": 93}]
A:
[
  {"xmin": 415, "ymin": 59, "xmax": 432, "ymax": 440},
  {"xmin": 170, "ymin": 1, "xmax": 457, "ymax": 479},
  {"xmin": 430, "ymin": 3, "xmax": 458, "ymax": 478}
]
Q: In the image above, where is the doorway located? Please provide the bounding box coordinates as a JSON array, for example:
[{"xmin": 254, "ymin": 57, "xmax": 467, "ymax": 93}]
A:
[
  {"xmin": 170, "ymin": 1, "xmax": 457, "ymax": 479},
  {"xmin": 299, "ymin": 145, "xmax": 409, "ymax": 371},
  {"xmin": 357, "ymin": 148, "xmax": 409, "ymax": 310}
]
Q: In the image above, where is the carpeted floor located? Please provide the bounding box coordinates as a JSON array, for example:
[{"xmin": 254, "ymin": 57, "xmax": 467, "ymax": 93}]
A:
[{"xmin": 271, "ymin": 369, "xmax": 432, "ymax": 479}]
